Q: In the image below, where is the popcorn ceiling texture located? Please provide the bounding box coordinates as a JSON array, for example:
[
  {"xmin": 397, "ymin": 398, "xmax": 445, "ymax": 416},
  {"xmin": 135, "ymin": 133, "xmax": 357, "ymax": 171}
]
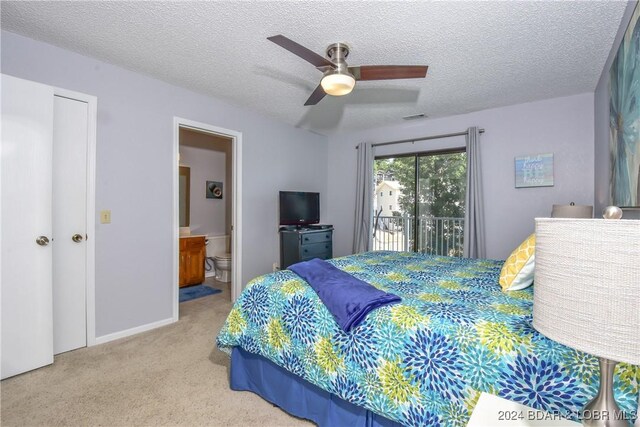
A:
[{"xmin": 0, "ymin": 1, "xmax": 627, "ymax": 135}]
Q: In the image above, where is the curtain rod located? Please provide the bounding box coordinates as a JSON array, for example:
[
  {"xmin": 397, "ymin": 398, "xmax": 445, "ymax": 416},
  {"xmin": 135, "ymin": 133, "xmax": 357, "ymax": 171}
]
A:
[{"xmin": 356, "ymin": 128, "xmax": 485, "ymax": 149}]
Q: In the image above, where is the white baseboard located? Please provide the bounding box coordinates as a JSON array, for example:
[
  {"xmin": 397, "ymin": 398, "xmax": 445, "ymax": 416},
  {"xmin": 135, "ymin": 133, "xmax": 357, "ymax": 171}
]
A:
[
  {"xmin": 205, "ymin": 271, "xmax": 216, "ymax": 278},
  {"xmin": 93, "ymin": 317, "xmax": 176, "ymax": 345}
]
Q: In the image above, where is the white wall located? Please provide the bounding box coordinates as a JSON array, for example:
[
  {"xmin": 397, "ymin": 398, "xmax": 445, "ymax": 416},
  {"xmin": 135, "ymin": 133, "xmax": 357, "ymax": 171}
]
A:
[
  {"xmin": 180, "ymin": 145, "xmax": 227, "ymax": 237},
  {"xmin": 327, "ymin": 93, "xmax": 595, "ymax": 260},
  {"xmin": 1, "ymin": 31, "xmax": 328, "ymax": 338}
]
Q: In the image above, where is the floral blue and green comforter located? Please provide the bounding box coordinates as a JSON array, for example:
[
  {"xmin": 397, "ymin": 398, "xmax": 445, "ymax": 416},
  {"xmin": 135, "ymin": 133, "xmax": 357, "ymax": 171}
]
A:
[{"xmin": 217, "ymin": 251, "xmax": 639, "ymax": 426}]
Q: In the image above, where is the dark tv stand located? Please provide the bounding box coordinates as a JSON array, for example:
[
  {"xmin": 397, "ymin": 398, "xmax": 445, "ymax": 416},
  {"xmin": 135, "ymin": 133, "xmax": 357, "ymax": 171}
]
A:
[{"xmin": 279, "ymin": 225, "xmax": 333, "ymax": 269}]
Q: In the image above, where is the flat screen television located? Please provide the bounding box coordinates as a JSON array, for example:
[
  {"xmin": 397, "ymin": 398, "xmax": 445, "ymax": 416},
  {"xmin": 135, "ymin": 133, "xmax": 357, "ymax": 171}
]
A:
[{"xmin": 279, "ymin": 191, "xmax": 320, "ymax": 226}]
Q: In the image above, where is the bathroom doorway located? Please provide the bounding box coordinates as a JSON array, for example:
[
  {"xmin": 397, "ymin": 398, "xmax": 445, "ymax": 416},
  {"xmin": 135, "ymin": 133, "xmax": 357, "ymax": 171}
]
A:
[{"xmin": 173, "ymin": 118, "xmax": 242, "ymax": 320}]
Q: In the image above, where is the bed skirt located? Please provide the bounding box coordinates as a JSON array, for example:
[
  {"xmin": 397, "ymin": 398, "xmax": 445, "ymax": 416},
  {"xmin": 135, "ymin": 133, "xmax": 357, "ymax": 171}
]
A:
[{"xmin": 230, "ymin": 347, "xmax": 402, "ymax": 427}]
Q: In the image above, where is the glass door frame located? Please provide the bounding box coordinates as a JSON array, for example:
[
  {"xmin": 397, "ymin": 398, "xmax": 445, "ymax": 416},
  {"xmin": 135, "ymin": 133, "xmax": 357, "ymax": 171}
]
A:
[{"xmin": 374, "ymin": 147, "xmax": 466, "ymax": 253}]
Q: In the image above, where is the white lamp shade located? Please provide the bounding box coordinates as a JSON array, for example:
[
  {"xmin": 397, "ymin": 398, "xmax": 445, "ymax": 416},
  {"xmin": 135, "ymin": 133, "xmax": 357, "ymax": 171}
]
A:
[
  {"xmin": 551, "ymin": 204, "xmax": 593, "ymax": 218},
  {"xmin": 321, "ymin": 73, "xmax": 355, "ymax": 96},
  {"xmin": 533, "ymin": 218, "xmax": 640, "ymax": 365}
]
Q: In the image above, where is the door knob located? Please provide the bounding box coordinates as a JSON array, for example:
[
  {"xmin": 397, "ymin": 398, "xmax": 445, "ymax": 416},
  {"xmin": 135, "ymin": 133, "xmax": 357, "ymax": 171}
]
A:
[
  {"xmin": 72, "ymin": 234, "xmax": 84, "ymax": 243},
  {"xmin": 36, "ymin": 236, "xmax": 50, "ymax": 246}
]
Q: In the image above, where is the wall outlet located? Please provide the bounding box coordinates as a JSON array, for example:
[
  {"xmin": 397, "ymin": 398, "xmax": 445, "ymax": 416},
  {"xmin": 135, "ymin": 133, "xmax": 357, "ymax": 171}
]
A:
[
  {"xmin": 100, "ymin": 209, "xmax": 111, "ymax": 224},
  {"xmin": 272, "ymin": 262, "xmax": 279, "ymax": 272}
]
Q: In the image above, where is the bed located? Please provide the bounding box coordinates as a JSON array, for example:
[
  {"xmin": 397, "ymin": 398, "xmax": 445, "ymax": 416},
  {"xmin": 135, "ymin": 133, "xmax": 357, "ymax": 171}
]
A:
[{"xmin": 216, "ymin": 251, "xmax": 639, "ymax": 426}]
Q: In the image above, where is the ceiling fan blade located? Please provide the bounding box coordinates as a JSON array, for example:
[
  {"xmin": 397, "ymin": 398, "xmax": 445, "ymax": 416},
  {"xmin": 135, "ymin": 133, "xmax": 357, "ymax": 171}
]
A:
[
  {"xmin": 304, "ymin": 84, "xmax": 327, "ymax": 106},
  {"xmin": 349, "ymin": 65, "xmax": 428, "ymax": 81},
  {"xmin": 267, "ymin": 35, "xmax": 336, "ymax": 69}
]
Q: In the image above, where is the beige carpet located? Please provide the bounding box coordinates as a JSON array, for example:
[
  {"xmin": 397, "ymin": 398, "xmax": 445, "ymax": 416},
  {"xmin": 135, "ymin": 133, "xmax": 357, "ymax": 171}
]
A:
[{"xmin": 1, "ymin": 280, "xmax": 313, "ymax": 427}]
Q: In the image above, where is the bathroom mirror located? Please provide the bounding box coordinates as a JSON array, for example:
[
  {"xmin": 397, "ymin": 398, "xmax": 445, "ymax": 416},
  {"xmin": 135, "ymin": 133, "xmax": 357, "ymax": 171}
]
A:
[{"xmin": 179, "ymin": 166, "xmax": 190, "ymax": 227}]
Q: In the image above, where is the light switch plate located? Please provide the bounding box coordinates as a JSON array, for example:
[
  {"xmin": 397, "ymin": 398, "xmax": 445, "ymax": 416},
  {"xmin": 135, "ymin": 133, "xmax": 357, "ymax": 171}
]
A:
[{"xmin": 100, "ymin": 210, "xmax": 111, "ymax": 224}]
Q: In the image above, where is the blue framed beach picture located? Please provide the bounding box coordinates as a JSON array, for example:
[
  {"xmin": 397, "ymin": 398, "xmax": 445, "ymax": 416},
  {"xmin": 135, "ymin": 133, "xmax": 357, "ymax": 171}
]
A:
[
  {"xmin": 515, "ymin": 153, "xmax": 554, "ymax": 188},
  {"xmin": 610, "ymin": 2, "xmax": 640, "ymax": 207}
]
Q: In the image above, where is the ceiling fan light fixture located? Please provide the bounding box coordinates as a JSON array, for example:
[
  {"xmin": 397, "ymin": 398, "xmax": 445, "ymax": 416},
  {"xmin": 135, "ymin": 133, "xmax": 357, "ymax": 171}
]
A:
[
  {"xmin": 321, "ymin": 72, "xmax": 355, "ymax": 96},
  {"xmin": 266, "ymin": 35, "xmax": 428, "ymax": 105}
]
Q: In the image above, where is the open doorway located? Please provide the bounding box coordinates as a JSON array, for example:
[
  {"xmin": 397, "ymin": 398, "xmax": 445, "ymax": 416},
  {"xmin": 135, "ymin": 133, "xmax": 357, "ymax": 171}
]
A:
[{"xmin": 172, "ymin": 118, "xmax": 242, "ymax": 321}]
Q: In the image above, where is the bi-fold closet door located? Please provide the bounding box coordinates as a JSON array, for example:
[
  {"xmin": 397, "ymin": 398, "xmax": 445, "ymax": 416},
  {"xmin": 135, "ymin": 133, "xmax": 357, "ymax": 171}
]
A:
[{"xmin": 1, "ymin": 74, "xmax": 93, "ymax": 379}]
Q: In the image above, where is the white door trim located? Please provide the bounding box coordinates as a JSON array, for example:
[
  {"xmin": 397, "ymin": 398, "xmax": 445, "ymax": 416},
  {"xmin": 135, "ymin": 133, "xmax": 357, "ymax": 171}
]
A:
[
  {"xmin": 173, "ymin": 117, "xmax": 243, "ymax": 321},
  {"xmin": 53, "ymin": 87, "xmax": 97, "ymax": 346}
]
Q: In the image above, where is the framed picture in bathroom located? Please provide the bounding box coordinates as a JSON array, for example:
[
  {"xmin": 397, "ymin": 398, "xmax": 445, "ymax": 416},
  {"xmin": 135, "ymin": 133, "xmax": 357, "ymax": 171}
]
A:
[{"xmin": 206, "ymin": 181, "xmax": 223, "ymax": 199}]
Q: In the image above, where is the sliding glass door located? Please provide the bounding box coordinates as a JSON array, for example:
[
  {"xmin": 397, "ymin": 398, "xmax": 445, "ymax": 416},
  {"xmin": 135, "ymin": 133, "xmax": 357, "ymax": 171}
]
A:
[{"xmin": 373, "ymin": 150, "xmax": 466, "ymax": 256}]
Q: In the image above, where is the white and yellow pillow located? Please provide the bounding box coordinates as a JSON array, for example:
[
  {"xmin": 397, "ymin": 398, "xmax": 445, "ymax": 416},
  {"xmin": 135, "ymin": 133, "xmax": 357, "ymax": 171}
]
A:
[{"xmin": 499, "ymin": 233, "xmax": 535, "ymax": 292}]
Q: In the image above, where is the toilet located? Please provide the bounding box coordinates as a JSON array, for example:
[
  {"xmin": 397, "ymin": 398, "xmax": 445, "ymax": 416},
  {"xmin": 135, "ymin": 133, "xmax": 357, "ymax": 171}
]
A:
[
  {"xmin": 207, "ymin": 235, "xmax": 231, "ymax": 283},
  {"xmin": 213, "ymin": 253, "xmax": 232, "ymax": 283}
]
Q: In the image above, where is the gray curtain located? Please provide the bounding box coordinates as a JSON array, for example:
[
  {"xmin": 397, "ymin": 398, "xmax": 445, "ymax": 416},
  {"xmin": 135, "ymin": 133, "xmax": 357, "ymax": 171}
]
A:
[
  {"xmin": 463, "ymin": 127, "xmax": 486, "ymax": 258},
  {"xmin": 353, "ymin": 142, "xmax": 374, "ymax": 253}
]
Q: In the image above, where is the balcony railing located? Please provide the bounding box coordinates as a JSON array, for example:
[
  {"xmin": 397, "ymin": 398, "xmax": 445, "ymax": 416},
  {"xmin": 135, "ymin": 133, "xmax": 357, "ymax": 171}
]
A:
[{"xmin": 373, "ymin": 215, "xmax": 464, "ymax": 257}]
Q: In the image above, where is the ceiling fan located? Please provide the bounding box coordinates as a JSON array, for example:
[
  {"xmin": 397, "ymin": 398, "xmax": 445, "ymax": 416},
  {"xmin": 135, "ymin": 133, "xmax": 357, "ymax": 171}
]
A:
[{"xmin": 267, "ymin": 35, "xmax": 428, "ymax": 106}]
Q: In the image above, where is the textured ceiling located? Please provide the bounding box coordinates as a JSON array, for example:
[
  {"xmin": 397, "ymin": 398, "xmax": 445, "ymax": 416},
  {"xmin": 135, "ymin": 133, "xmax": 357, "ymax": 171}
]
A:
[{"xmin": 1, "ymin": 1, "xmax": 628, "ymax": 135}]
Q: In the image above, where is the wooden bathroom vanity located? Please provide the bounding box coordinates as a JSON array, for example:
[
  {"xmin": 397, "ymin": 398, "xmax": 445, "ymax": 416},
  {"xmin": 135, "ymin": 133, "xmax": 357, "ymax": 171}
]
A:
[{"xmin": 179, "ymin": 235, "xmax": 206, "ymax": 287}]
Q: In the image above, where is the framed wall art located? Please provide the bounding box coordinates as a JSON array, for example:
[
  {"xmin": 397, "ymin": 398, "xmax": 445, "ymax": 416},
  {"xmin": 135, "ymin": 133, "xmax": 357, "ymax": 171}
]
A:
[
  {"xmin": 206, "ymin": 181, "xmax": 223, "ymax": 199},
  {"xmin": 515, "ymin": 153, "xmax": 554, "ymax": 188},
  {"xmin": 610, "ymin": 2, "xmax": 640, "ymax": 208}
]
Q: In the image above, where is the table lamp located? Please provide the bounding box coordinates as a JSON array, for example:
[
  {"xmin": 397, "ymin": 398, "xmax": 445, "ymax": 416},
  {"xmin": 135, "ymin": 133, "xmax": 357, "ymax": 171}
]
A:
[
  {"xmin": 533, "ymin": 216, "xmax": 640, "ymax": 426},
  {"xmin": 551, "ymin": 202, "xmax": 593, "ymax": 218}
]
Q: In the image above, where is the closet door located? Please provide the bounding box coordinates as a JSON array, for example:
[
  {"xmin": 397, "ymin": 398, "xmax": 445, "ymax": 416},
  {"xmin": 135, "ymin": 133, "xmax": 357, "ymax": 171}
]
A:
[
  {"xmin": 1, "ymin": 74, "xmax": 55, "ymax": 379},
  {"xmin": 52, "ymin": 95, "xmax": 88, "ymax": 354}
]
